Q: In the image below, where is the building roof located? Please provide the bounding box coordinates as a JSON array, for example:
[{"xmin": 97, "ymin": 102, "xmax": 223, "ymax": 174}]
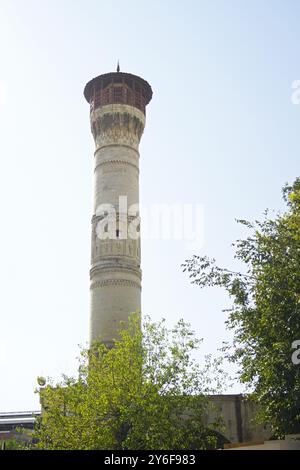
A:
[{"xmin": 0, "ymin": 411, "xmax": 41, "ymax": 433}]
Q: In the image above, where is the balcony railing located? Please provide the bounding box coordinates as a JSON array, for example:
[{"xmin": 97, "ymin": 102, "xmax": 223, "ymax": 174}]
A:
[{"xmin": 90, "ymin": 85, "xmax": 146, "ymax": 114}]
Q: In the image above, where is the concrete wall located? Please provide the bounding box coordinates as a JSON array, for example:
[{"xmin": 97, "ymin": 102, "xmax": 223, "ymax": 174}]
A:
[
  {"xmin": 206, "ymin": 395, "xmax": 271, "ymax": 444},
  {"xmin": 225, "ymin": 434, "xmax": 300, "ymax": 450}
]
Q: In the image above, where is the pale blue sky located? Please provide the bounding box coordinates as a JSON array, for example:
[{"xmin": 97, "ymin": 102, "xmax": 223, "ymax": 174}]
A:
[{"xmin": 0, "ymin": 0, "xmax": 299, "ymax": 410}]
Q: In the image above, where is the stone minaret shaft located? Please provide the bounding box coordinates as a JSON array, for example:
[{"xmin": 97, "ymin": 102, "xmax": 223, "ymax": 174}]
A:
[{"xmin": 84, "ymin": 71, "xmax": 152, "ymax": 345}]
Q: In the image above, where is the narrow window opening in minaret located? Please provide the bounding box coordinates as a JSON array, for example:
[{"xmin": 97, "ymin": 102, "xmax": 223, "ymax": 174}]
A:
[{"xmin": 116, "ymin": 229, "xmax": 120, "ymax": 238}]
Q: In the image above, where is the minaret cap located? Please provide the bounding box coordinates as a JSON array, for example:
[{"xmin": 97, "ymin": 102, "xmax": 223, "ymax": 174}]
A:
[{"xmin": 84, "ymin": 70, "xmax": 152, "ymax": 115}]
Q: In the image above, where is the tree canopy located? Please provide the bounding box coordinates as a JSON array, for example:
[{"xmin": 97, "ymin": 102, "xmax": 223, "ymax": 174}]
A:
[
  {"xmin": 34, "ymin": 314, "xmax": 225, "ymax": 450},
  {"xmin": 183, "ymin": 179, "xmax": 300, "ymax": 436}
]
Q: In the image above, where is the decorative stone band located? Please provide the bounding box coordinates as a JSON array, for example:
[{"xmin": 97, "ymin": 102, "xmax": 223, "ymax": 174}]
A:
[
  {"xmin": 90, "ymin": 265, "xmax": 142, "ymax": 280},
  {"xmin": 94, "ymin": 159, "xmax": 139, "ymax": 173},
  {"xmin": 90, "ymin": 104, "xmax": 145, "ymax": 150},
  {"xmin": 91, "ymin": 236, "xmax": 140, "ymax": 262},
  {"xmin": 94, "ymin": 144, "xmax": 140, "ymax": 158},
  {"xmin": 91, "ymin": 213, "xmax": 139, "ymax": 226},
  {"xmin": 92, "ymin": 240, "xmax": 141, "ymax": 263},
  {"xmin": 90, "ymin": 279, "xmax": 141, "ymax": 290}
]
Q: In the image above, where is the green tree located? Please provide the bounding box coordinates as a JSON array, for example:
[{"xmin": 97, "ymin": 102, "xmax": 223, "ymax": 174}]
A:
[
  {"xmin": 34, "ymin": 314, "xmax": 225, "ymax": 450},
  {"xmin": 183, "ymin": 179, "xmax": 300, "ymax": 437},
  {"xmin": 0, "ymin": 430, "xmax": 32, "ymax": 450},
  {"xmin": 1, "ymin": 440, "xmax": 22, "ymax": 450}
]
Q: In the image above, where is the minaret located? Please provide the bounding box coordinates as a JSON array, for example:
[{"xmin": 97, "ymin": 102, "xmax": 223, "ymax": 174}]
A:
[{"xmin": 84, "ymin": 68, "xmax": 152, "ymax": 346}]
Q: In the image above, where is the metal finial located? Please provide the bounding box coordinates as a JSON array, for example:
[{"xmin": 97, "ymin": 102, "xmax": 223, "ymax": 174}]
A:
[{"xmin": 117, "ymin": 61, "xmax": 120, "ymax": 73}]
